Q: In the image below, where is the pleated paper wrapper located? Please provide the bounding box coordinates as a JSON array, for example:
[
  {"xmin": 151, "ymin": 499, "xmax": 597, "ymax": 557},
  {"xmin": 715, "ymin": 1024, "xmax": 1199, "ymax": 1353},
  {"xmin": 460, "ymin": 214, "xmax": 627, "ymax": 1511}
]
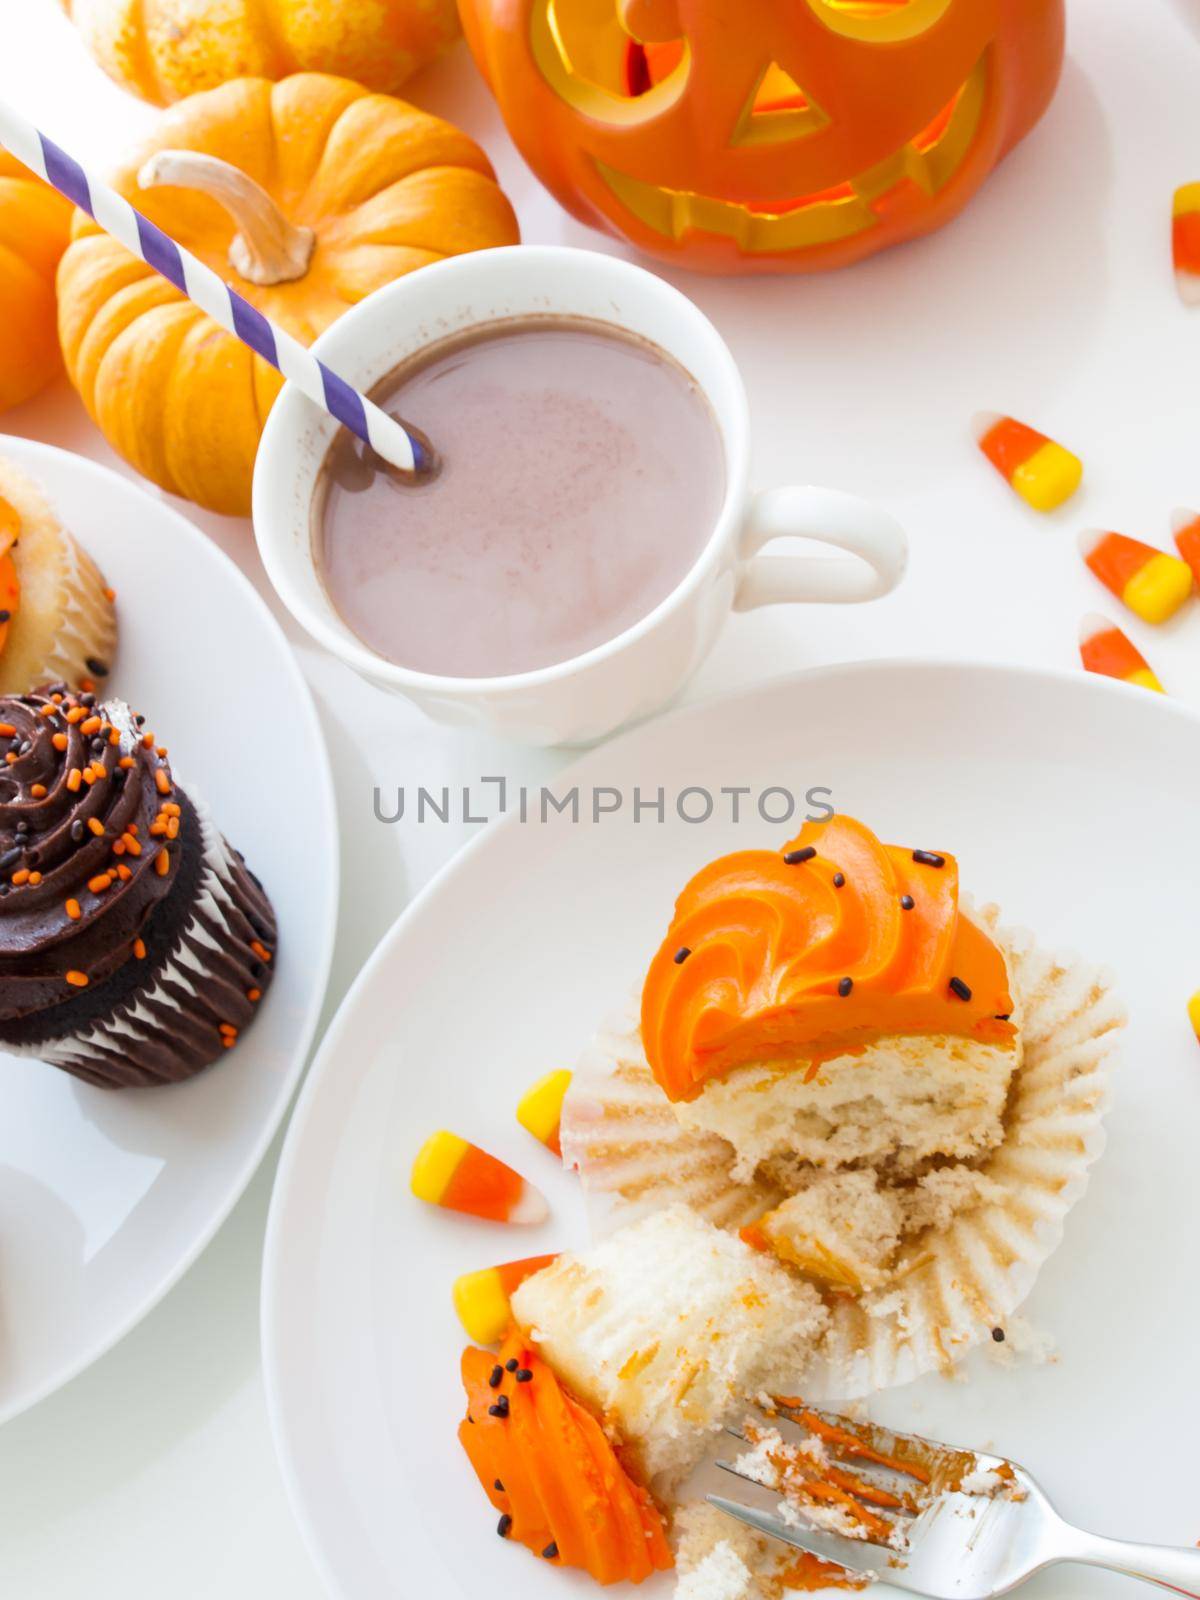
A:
[{"xmin": 559, "ymin": 906, "xmax": 1124, "ymax": 1398}]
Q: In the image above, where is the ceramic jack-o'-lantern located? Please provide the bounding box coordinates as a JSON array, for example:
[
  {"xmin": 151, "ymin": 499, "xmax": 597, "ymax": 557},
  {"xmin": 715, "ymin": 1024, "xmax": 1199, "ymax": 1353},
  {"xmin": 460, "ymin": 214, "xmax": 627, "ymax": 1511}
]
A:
[{"xmin": 459, "ymin": 0, "xmax": 1065, "ymax": 274}]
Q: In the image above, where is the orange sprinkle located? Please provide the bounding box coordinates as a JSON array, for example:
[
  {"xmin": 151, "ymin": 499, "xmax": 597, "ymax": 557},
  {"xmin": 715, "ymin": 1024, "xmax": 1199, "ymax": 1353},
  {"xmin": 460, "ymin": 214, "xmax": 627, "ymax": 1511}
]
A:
[
  {"xmin": 90, "ymin": 762, "xmax": 106, "ymax": 779},
  {"xmin": 66, "ymin": 898, "xmax": 81, "ymax": 920},
  {"xmin": 4, "ymin": 754, "xmax": 14, "ymax": 766},
  {"xmin": 11, "ymin": 869, "xmax": 29, "ymax": 884},
  {"xmin": 133, "ymin": 938, "xmax": 146, "ymax": 960},
  {"xmin": 51, "ymin": 693, "xmax": 63, "ymax": 704},
  {"xmin": 87, "ymin": 873, "xmax": 112, "ymax": 893},
  {"xmin": 87, "ymin": 817, "xmax": 105, "ymax": 837},
  {"xmin": 127, "ymin": 822, "xmax": 138, "ymax": 835},
  {"xmin": 27, "ymin": 871, "xmax": 41, "ymax": 886},
  {"xmin": 166, "ymin": 815, "xmax": 179, "ymax": 840},
  {"xmin": 118, "ymin": 756, "xmax": 134, "ymax": 769},
  {"xmin": 67, "ymin": 768, "xmax": 82, "ymax": 792},
  {"xmin": 52, "ymin": 732, "xmax": 68, "ymax": 751},
  {"xmin": 103, "ymin": 585, "xmax": 116, "ymax": 602},
  {"xmin": 78, "ymin": 678, "xmax": 96, "ymax": 694},
  {"xmin": 142, "ymin": 732, "xmax": 154, "ymax": 748},
  {"xmin": 64, "ymin": 706, "xmax": 85, "ymax": 724},
  {"xmin": 38, "ymin": 705, "xmax": 57, "ymax": 717},
  {"xmin": 79, "ymin": 716, "xmax": 101, "ymax": 736},
  {"xmin": 155, "ymin": 848, "xmax": 170, "ymax": 876},
  {"xmin": 108, "ymin": 728, "xmax": 120, "ymax": 746},
  {"xmin": 156, "ymin": 746, "xmax": 168, "ymax": 758},
  {"xmin": 122, "ymin": 832, "xmax": 142, "ymax": 855},
  {"xmin": 250, "ymin": 939, "xmax": 272, "ymax": 962},
  {"xmin": 115, "ymin": 864, "xmax": 132, "ymax": 882},
  {"xmin": 29, "ymin": 784, "xmax": 46, "ymax": 798},
  {"xmin": 112, "ymin": 839, "xmax": 126, "ymax": 856},
  {"xmin": 149, "ymin": 820, "xmax": 167, "ymax": 837},
  {"xmin": 247, "ymin": 987, "xmax": 262, "ymax": 1001},
  {"xmin": 0, "ymin": 721, "xmax": 14, "ymax": 736},
  {"xmin": 154, "ymin": 768, "xmax": 171, "ymax": 795},
  {"xmin": 82, "ymin": 770, "xmax": 96, "ymax": 786},
  {"xmin": 65, "ymin": 970, "xmax": 89, "ymax": 988},
  {"xmin": 164, "ymin": 802, "xmax": 180, "ymax": 817}
]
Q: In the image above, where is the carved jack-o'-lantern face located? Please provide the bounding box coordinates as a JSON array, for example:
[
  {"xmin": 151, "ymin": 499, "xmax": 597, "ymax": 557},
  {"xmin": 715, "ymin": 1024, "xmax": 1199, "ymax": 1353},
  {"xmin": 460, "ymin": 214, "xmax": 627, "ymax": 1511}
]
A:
[{"xmin": 460, "ymin": 0, "xmax": 1064, "ymax": 273}]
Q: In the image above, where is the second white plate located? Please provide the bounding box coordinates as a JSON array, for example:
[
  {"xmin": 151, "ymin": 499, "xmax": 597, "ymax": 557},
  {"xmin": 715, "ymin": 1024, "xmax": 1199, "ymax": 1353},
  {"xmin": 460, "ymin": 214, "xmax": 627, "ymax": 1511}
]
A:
[
  {"xmin": 0, "ymin": 436, "xmax": 337, "ymax": 1425},
  {"xmin": 263, "ymin": 660, "xmax": 1200, "ymax": 1600}
]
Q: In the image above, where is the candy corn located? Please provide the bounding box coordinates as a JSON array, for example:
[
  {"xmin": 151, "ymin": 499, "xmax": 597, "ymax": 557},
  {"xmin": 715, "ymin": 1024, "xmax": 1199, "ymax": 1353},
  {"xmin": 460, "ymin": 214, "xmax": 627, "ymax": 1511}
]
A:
[
  {"xmin": 1172, "ymin": 508, "xmax": 1200, "ymax": 586},
  {"xmin": 452, "ymin": 1254, "xmax": 558, "ymax": 1344},
  {"xmin": 1173, "ymin": 184, "xmax": 1200, "ymax": 305},
  {"xmin": 1080, "ymin": 530, "xmax": 1193, "ymax": 625},
  {"xmin": 974, "ymin": 413, "xmax": 1082, "ymax": 512},
  {"xmin": 410, "ymin": 1131, "xmax": 548, "ymax": 1225},
  {"xmin": 1079, "ymin": 614, "xmax": 1164, "ymax": 693},
  {"xmin": 516, "ymin": 1070, "xmax": 572, "ymax": 1157}
]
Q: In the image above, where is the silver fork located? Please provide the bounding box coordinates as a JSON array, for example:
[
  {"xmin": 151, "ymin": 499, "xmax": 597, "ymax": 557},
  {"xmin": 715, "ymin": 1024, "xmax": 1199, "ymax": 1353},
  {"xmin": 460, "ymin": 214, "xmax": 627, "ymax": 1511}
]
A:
[{"xmin": 709, "ymin": 1404, "xmax": 1200, "ymax": 1597}]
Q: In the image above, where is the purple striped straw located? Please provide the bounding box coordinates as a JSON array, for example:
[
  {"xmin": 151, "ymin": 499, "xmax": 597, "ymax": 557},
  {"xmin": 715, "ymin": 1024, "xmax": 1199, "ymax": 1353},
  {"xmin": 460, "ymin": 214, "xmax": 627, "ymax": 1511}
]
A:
[{"xmin": 0, "ymin": 100, "xmax": 434, "ymax": 479}]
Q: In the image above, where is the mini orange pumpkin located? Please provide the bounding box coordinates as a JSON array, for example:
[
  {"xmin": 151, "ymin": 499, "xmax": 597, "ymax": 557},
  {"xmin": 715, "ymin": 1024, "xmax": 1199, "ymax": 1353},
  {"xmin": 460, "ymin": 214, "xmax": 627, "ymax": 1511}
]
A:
[
  {"xmin": 459, "ymin": 0, "xmax": 1064, "ymax": 275},
  {"xmin": 0, "ymin": 153, "xmax": 74, "ymax": 412},
  {"xmin": 60, "ymin": 0, "xmax": 461, "ymax": 104},
  {"xmin": 56, "ymin": 73, "xmax": 520, "ymax": 515}
]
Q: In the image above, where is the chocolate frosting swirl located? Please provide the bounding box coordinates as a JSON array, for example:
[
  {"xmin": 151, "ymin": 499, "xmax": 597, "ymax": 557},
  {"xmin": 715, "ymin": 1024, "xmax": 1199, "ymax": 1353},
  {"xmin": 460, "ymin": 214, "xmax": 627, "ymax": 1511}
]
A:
[{"xmin": 0, "ymin": 686, "xmax": 180, "ymax": 1018}]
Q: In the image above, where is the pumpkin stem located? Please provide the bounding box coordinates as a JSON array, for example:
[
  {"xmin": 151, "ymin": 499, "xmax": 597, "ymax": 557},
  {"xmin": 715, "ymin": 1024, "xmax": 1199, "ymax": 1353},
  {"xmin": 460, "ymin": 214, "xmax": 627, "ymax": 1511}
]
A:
[{"xmin": 137, "ymin": 151, "xmax": 315, "ymax": 287}]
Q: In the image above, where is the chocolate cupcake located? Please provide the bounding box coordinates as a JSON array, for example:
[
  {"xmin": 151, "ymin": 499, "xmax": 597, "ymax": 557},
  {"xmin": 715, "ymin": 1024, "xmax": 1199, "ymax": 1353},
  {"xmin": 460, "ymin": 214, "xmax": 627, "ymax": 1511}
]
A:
[{"xmin": 0, "ymin": 686, "xmax": 276, "ymax": 1087}]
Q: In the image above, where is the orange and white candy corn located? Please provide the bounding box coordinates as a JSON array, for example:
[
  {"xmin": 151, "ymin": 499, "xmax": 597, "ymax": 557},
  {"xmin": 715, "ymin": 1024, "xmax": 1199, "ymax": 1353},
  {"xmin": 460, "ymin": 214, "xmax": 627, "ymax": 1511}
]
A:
[
  {"xmin": 1079, "ymin": 614, "xmax": 1164, "ymax": 693},
  {"xmin": 410, "ymin": 1131, "xmax": 548, "ymax": 1225},
  {"xmin": 1080, "ymin": 530, "xmax": 1193, "ymax": 625},
  {"xmin": 1173, "ymin": 184, "xmax": 1200, "ymax": 305},
  {"xmin": 516, "ymin": 1070, "xmax": 572, "ymax": 1157},
  {"xmin": 975, "ymin": 413, "xmax": 1082, "ymax": 512},
  {"xmin": 1172, "ymin": 508, "xmax": 1200, "ymax": 586},
  {"xmin": 452, "ymin": 1254, "xmax": 558, "ymax": 1344}
]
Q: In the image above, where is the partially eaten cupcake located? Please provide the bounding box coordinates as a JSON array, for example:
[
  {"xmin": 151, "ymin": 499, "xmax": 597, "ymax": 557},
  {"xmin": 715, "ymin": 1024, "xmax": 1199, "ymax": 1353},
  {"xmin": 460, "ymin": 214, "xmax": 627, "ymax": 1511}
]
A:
[{"xmin": 562, "ymin": 813, "xmax": 1120, "ymax": 1396}]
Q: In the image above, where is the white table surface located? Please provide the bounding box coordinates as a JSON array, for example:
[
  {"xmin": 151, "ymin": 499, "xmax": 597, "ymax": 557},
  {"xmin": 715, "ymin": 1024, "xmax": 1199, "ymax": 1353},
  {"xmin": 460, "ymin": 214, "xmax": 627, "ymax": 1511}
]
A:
[{"xmin": 1, "ymin": 1, "xmax": 1198, "ymax": 1593}]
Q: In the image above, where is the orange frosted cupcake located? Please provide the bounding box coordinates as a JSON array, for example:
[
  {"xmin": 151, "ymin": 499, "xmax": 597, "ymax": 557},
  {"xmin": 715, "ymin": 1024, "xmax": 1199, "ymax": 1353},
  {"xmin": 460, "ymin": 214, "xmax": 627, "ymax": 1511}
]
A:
[{"xmin": 640, "ymin": 814, "xmax": 1020, "ymax": 1181}]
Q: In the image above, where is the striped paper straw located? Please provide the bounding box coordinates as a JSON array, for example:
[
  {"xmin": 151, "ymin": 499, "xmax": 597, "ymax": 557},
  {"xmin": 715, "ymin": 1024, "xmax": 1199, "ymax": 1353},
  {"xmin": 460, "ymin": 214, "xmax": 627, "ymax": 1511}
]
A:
[{"xmin": 0, "ymin": 100, "xmax": 433, "ymax": 478}]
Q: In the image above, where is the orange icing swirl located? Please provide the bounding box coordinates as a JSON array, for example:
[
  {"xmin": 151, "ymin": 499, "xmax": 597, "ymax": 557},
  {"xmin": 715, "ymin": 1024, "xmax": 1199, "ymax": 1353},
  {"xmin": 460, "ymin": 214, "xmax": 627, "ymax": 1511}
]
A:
[{"xmin": 640, "ymin": 815, "xmax": 1016, "ymax": 1104}]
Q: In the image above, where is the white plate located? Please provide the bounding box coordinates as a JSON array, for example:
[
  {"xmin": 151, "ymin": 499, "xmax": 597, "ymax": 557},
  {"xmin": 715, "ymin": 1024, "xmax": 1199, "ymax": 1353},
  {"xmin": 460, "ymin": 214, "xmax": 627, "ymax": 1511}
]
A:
[
  {"xmin": 0, "ymin": 436, "xmax": 337, "ymax": 1426},
  {"xmin": 262, "ymin": 660, "xmax": 1200, "ymax": 1600}
]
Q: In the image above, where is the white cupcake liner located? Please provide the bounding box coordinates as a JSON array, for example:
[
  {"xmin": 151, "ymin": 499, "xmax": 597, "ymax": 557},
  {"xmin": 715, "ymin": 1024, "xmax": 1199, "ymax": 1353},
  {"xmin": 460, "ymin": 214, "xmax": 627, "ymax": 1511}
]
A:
[{"xmin": 560, "ymin": 905, "xmax": 1123, "ymax": 1397}]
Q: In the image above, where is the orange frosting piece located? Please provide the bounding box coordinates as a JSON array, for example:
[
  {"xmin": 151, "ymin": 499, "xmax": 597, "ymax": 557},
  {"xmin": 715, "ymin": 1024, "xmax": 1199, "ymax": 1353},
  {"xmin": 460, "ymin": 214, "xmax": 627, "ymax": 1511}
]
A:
[{"xmin": 640, "ymin": 815, "xmax": 1016, "ymax": 1103}]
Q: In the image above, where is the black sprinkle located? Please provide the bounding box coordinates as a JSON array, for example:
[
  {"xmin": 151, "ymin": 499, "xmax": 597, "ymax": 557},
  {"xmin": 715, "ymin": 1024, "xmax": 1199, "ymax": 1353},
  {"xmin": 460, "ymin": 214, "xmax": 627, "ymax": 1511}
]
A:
[
  {"xmin": 85, "ymin": 657, "xmax": 110, "ymax": 678},
  {"xmin": 837, "ymin": 977, "xmax": 853, "ymax": 997},
  {"xmin": 994, "ymin": 1012, "xmax": 1012, "ymax": 1022},
  {"xmin": 135, "ymin": 713, "xmax": 146, "ymax": 726},
  {"xmin": 912, "ymin": 850, "xmax": 946, "ymax": 868},
  {"xmin": 497, "ymin": 1515, "xmax": 512, "ymax": 1538},
  {"xmin": 899, "ymin": 894, "xmax": 914, "ymax": 910},
  {"xmin": 80, "ymin": 692, "xmax": 96, "ymax": 707},
  {"xmin": 949, "ymin": 976, "xmax": 973, "ymax": 1002},
  {"xmin": 0, "ymin": 846, "xmax": 21, "ymax": 871},
  {"xmin": 467, "ymin": 1415, "xmax": 475, "ymax": 1425},
  {"xmin": 494, "ymin": 1479, "xmax": 505, "ymax": 1493},
  {"xmin": 673, "ymin": 946, "xmax": 691, "ymax": 964},
  {"xmin": 70, "ymin": 820, "xmax": 85, "ymax": 843},
  {"xmin": 542, "ymin": 1543, "xmax": 559, "ymax": 1560},
  {"xmin": 991, "ymin": 1327, "xmax": 1006, "ymax": 1344},
  {"xmin": 784, "ymin": 846, "xmax": 817, "ymax": 865},
  {"xmin": 0, "ymin": 884, "xmax": 9, "ymax": 896},
  {"xmin": 515, "ymin": 1369, "xmax": 533, "ymax": 1383},
  {"xmin": 488, "ymin": 1396, "xmax": 510, "ymax": 1419},
  {"xmin": 0, "ymin": 610, "xmax": 9, "ymax": 623},
  {"xmin": 488, "ymin": 1365, "xmax": 504, "ymax": 1389},
  {"xmin": 505, "ymin": 1359, "xmax": 519, "ymax": 1373},
  {"xmin": 832, "ymin": 872, "xmax": 845, "ymax": 888}
]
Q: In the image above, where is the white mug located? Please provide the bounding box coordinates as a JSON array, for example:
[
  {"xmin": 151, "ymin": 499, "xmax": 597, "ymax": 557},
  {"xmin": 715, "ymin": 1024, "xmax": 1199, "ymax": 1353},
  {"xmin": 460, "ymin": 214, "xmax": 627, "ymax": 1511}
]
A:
[{"xmin": 253, "ymin": 246, "xmax": 906, "ymax": 747}]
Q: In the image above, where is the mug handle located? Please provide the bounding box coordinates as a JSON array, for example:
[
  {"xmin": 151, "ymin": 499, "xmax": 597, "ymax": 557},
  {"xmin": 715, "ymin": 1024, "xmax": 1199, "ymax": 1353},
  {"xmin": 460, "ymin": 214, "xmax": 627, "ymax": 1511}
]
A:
[{"xmin": 735, "ymin": 486, "xmax": 907, "ymax": 610}]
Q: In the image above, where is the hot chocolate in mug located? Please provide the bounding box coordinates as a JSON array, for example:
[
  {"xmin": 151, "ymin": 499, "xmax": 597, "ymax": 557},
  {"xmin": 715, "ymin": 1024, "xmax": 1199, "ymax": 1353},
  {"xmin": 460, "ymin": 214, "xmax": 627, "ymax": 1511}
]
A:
[{"xmin": 253, "ymin": 246, "xmax": 906, "ymax": 747}]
